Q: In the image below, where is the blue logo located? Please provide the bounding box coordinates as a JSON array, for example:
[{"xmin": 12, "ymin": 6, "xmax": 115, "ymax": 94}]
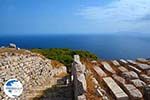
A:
[{"xmin": 4, "ymin": 79, "xmax": 23, "ymax": 98}]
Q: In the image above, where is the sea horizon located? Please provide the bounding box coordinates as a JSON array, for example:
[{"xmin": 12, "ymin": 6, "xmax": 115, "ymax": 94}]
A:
[{"xmin": 0, "ymin": 34, "xmax": 150, "ymax": 60}]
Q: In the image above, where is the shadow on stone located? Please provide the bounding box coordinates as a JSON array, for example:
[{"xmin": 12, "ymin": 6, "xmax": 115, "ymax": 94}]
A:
[{"xmin": 33, "ymin": 76, "xmax": 74, "ymax": 100}]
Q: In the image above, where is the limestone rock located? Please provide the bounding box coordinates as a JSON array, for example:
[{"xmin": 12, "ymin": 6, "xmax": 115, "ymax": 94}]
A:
[
  {"xmin": 103, "ymin": 77, "xmax": 128, "ymax": 100},
  {"xmin": 112, "ymin": 60, "xmax": 120, "ymax": 66},
  {"xmin": 136, "ymin": 64, "xmax": 150, "ymax": 70},
  {"xmin": 112, "ymin": 74, "xmax": 126, "ymax": 85},
  {"xmin": 140, "ymin": 74, "xmax": 150, "ymax": 84},
  {"xmin": 101, "ymin": 62, "xmax": 116, "ymax": 74},
  {"xmin": 130, "ymin": 79, "xmax": 146, "ymax": 88},
  {"xmin": 118, "ymin": 66, "xmax": 128, "ymax": 73},
  {"xmin": 122, "ymin": 71, "xmax": 139, "ymax": 80},
  {"xmin": 124, "ymin": 84, "xmax": 143, "ymax": 100},
  {"xmin": 93, "ymin": 66, "xmax": 107, "ymax": 77}
]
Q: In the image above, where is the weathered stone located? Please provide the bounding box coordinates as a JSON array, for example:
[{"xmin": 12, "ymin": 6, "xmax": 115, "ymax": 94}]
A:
[
  {"xmin": 72, "ymin": 55, "xmax": 87, "ymax": 100},
  {"xmin": 124, "ymin": 84, "xmax": 143, "ymax": 99},
  {"xmin": 140, "ymin": 74, "xmax": 150, "ymax": 84},
  {"xmin": 120, "ymin": 59, "xmax": 128, "ymax": 64},
  {"xmin": 127, "ymin": 60, "xmax": 137, "ymax": 65},
  {"xmin": 101, "ymin": 62, "xmax": 116, "ymax": 74},
  {"xmin": 127, "ymin": 65, "xmax": 141, "ymax": 74},
  {"xmin": 78, "ymin": 95, "xmax": 86, "ymax": 100},
  {"xmin": 118, "ymin": 66, "xmax": 128, "ymax": 73},
  {"xmin": 93, "ymin": 66, "xmax": 107, "ymax": 77},
  {"xmin": 147, "ymin": 70, "xmax": 150, "ymax": 76},
  {"xmin": 136, "ymin": 63, "xmax": 150, "ymax": 70},
  {"xmin": 137, "ymin": 58, "xmax": 148, "ymax": 63},
  {"xmin": 130, "ymin": 79, "xmax": 146, "ymax": 88},
  {"xmin": 112, "ymin": 74, "xmax": 126, "ymax": 85},
  {"xmin": 122, "ymin": 71, "xmax": 139, "ymax": 80},
  {"xmin": 103, "ymin": 77, "xmax": 128, "ymax": 100},
  {"xmin": 9, "ymin": 43, "xmax": 17, "ymax": 48},
  {"xmin": 112, "ymin": 60, "xmax": 120, "ymax": 66}
]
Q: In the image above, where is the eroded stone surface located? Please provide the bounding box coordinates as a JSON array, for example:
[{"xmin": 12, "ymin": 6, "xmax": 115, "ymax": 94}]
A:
[
  {"xmin": 122, "ymin": 71, "xmax": 139, "ymax": 80},
  {"xmin": 0, "ymin": 51, "xmax": 67, "ymax": 100},
  {"xmin": 118, "ymin": 66, "xmax": 128, "ymax": 73},
  {"xmin": 124, "ymin": 84, "xmax": 143, "ymax": 100},
  {"xmin": 130, "ymin": 79, "xmax": 146, "ymax": 88},
  {"xmin": 93, "ymin": 66, "xmax": 107, "ymax": 77},
  {"xmin": 101, "ymin": 62, "xmax": 116, "ymax": 74},
  {"xmin": 103, "ymin": 77, "xmax": 128, "ymax": 100}
]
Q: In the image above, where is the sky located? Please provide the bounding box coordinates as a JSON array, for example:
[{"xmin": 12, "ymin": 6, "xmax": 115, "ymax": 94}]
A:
[{"xmin": 0, "ymin": 0, "xmax": 150, "ymax": 35}]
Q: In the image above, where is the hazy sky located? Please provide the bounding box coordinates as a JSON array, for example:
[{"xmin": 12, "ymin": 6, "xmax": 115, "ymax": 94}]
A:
[{"xmin": 0, "ymin": 0, "xmax": 150, "ymax": 35}]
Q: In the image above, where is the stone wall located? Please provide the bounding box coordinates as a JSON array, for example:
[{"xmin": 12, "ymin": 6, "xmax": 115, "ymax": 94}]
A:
[
  {"xmin": 71, "ymin": 55, "xmax": 87, "ymax": 100},
  {"xmin": 0, "ymin": 50, "xmax": 67, "ymax": 100}
]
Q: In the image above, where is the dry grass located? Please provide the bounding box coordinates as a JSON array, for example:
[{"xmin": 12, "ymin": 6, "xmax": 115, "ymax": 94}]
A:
[
  {"xmin": 51, "ymin": 60, "xmax": 64, "ymax": 68},
  {"xmin": 86, "ymin": 74, "xmax": 102, "ymax": 100}
]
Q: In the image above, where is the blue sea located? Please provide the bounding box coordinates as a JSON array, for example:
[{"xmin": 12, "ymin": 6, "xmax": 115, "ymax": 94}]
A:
[{"xmin": 0, "ymin": 34, "xmax": 150, "ymax": 60}]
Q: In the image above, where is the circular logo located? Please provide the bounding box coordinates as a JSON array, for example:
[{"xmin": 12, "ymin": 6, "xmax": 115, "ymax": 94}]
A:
[{"xmin": 4, "ymin": 79, "xmax": 23, "ymax": 98}]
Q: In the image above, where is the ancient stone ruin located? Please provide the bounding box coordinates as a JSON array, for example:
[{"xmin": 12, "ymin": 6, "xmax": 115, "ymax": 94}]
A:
[{"xmin": 0, "ymin": 47, "xmax": 150, "ymax": 100}]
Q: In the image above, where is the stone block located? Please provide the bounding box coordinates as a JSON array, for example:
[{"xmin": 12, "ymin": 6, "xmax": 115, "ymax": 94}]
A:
[
  {"xmin": 101, "ymin": 62, "xmax": 116, "ymax": 74},
  {"xmin": 103, "ymin": 77, "xmax": 128, "ymax": 100}
]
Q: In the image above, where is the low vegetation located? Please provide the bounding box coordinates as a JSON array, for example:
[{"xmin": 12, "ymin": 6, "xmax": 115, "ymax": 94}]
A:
[{"xmin": 31, "ymin": 48, "xmax": 98, "ymax": 71}]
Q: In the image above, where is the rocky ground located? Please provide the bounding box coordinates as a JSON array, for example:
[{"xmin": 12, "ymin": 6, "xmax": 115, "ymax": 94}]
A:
[
  {"xmin": 0, "ymin": 47, "xmax": 150, "ymax": 100},
  {"xmin": 83, "ymin": 58, "xmax": 150, "ymax": 100},
  {"xmin": 0, "ymin": 48, "xmax": 70, "ymax": 100}
]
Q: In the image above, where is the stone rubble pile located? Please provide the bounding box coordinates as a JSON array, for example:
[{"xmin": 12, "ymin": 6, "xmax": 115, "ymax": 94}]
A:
[{"xmin": 0, "ymin": 51, "xmax": 67, "ymax": 100}]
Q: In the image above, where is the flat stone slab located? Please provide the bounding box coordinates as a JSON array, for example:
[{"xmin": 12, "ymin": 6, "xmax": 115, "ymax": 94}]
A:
[
  {"xmin": 112, "ymin": 74, "xmax": 126, "ymax": 85},
  {"xmin": 118, "ymin": 66, "xmax": 128, "ymax": 73},
  {"xmin": 127, "ymin": 65, "xmax": 141, "ymax": 74},
  {"xmin": 127, "ymin": 60, "xmax": 137, "ymax": 65},
  {"xmin": 137, "ymin": 58, "xmax": 149, "ymax": 63},
  {"xmin": 120, "ymin": 59, "xmax": 128, "ymax": 64},
  {"xmin": 123, "ymin": 84, "xmax": 143, "ymax": 99},
  {"xmin": 130, "ymin": 79, "xmax": 146, "ymax": 88},
  {"xmin": 122, "ymin": 71, "xmax": 139, "ymax": 80},
  {"xmin": 140, "ymin": 74, "xmax": 150, "ymax": 84},
  {"xmin": 101, "ymin": 62, "xmax": 116, "ymax": 74},
  {"xmin": 93, "ymin": 66, "xmax": 107, "ymax": 77},
  {"xmin": 103, "ymin": 77, "xmax": 128, "ymax": 100},
  {"xmin": 112, "ymin": 60, "xmax": 120, "ymax": 66},
  {"xmin": 136, "ymin": 64, "xmax": 150, "ymax": 70}
]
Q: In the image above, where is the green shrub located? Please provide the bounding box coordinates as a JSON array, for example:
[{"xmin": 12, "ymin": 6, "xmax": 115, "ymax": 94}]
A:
[{"xmin": 31, "ymin": 48, "xmax": 98, "ymax": 71}]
